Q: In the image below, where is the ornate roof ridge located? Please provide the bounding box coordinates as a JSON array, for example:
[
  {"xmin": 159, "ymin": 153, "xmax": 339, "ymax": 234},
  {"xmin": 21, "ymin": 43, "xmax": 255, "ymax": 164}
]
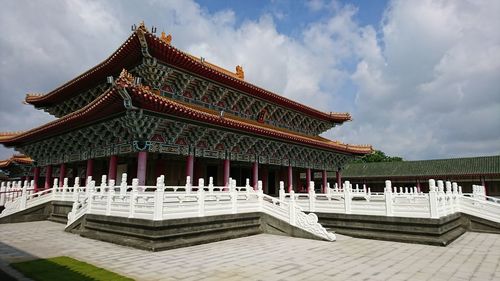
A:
[
  {"xmin": 25, "ymin": 31, "xmax": 141, "ymax": 104},
  {"xmin": 146, "ymin": 26, "xmax": 348, "ymax": 123},
  {"xmin": 2, "ymin": 71, "xmax": 371, "ymax": 155},
  {"xmin": 22, "ymin": 21, "xmax": 351, "ymax": 125},
  {"xmin": 119, "ymin": 72, "xmax": 371, "ymax": 154},
  {"xmin": 0, "ymin": 154, "xmax": 33, "ymax": 168}
]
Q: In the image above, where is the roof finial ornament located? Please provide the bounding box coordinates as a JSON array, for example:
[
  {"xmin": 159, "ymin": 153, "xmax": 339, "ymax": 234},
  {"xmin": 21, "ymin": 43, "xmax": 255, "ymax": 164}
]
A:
[
  {"xmin": 161, "ymin": 31, "xmax": 172, "ymax": 45},
  {"xmin": 235, "ymin": 65, "xmax": 244, "ymax": 79},
  {"xmin": 135, "ymin": 20, "xmax": 147, "ymax": 32},
  {"xmin": 116, "ymin": 69, "xmax": 134, "ymax": 87}
]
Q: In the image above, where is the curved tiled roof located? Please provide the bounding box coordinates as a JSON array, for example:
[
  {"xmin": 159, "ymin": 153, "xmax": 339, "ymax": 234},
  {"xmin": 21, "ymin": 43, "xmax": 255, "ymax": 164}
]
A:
[
  {"xmin": 342, "ymin": 155, "xmax": 500, "ymax": 178},
  {"xmin": 25, "ymin": 33, "xmax": 142, "ymax": 106},
  {"xmin": 0, "ymin": 154, "xmax": 33, "ymax": 168},
  {"xmin": 3, "ymin": 71, "xmax": 372, "ymax": 155},
  {"xmin": 145, "ymin": 31, "xmax": 351, "ymax": 123},
  {"xmin": 25, "ymin": 24, "xmax": 350, "ymax": 124}
]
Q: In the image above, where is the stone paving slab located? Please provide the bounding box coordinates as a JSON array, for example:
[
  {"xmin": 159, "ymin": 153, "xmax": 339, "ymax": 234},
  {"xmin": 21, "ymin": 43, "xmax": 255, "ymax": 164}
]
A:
[{"xmin": 0, "ymin": 221, "xmax": 499, "ymax": 280}]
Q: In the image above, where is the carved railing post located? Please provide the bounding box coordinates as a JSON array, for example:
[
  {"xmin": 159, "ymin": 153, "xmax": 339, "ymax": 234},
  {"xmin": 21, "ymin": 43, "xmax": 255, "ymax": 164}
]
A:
[
  {"xmin": 120, "ymin": 173, "xmax": 127, "ymax": 195},
  {"xmin": 445, "ymin": 181, "xmax": 453, "ymax": 213},
  {"xmin": 384, "ymin": 180, "xmax": 393, "ymax": 216},
  {"xmin": 309, "ymin": 182, "xmax": 315, "ymax": 212},
  {"xmin": 106, "ymin": 179, "xmax": 115, "ymax": 216},
  {"xmin": 53, "ymin": 178, "xmax": 59, "ymax": 192},
  {"xmin": 100, "ymin": 175, "xmax": 107, "ymax": 194},
  {"xmin": 86, "ymin": 176, "xmax": 92, "ymax": 194},
  {"xmin": 87, "ymin": 180, "xmax": 95, "ymax": 214},
  {"xmin": 62, "ymin": 178, "xmax": 68, "ymax": 199},
  {"xmin": 73, "ymin": 177, "xmax": 80, "ymax": 202},
  {"xmin": 208, "ymin": 177, "xmax": 214, "ymax": 193},
  {"xmin": 226, "ymin": 177, "xmax": 232, "ymax": 193},
  {"xmin": 0, "ymin": 182, "xmax": 5, "ymax": 206},
  {"xmin": 452, "ymin": 182, "xmax": 459, "ymax": 212},
  {"xmin": 153, "ymin": 175, "xmax": 165, "ymax": 221},
  {"xmin": 231, "ymin": 179, "xmax": 237, "ymax": 214},
  {"xmin": 19, "ymin": 180, "xmax": 28, "ymax": 210},
  {"xmin": 289, "ymin": 190, "xmax": 296, "ymax": 226},
  {"xmin": 257, "ymin": 180, "xmax": 263, "ymax": 211},
  {"xmin": 343, "ymin": 181, "xmax": 352, "ymax": 214},
  {"xmin": 245, "ymin": 178, "xmax": 251, "ymax": 195},
  {"xmin": 428, "ymin": 179, "xmax": 439, "ymax": 218},
  {"xmin": 186, "ymin": 176, "xmax": 192, "ymax": 194},
  {"xmin": 129, "ymin": 179, "xmax": 138, "ymax": 218},
  {"xmin": 279, "ymin": 181, "xmax": 285, "ymax": 202},
  {"xmin": 198, "ymin": 178, "xmax": 205, "ymax": 217}
]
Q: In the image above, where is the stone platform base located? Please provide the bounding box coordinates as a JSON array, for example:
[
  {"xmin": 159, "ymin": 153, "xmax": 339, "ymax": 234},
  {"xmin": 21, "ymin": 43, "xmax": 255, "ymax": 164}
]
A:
[
  {"xmin": 0, "ymin": 201, "xmax": 72, "ymax": 224},
  {"xmin": 316, "ymin": 212, "xmax": 500, "ymax": 246},
  {"xmin": 66, "ymin": 212, "xmax": 327, "ymax": 251}
]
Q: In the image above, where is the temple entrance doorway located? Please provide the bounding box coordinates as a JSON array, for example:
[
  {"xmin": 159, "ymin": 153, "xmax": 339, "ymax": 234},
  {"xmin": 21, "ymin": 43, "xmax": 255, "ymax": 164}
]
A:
[{"xmin": 206, "ymin": 165, "xmax": 218, "ymax": 185}]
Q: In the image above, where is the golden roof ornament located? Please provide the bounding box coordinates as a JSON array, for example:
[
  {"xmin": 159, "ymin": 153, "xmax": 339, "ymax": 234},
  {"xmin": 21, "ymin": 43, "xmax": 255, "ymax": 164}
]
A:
[
  {"xmin": 115, "ymin": 69, "xmax": 134, "ymax": 88},
  {"xmin": 161, "ymin": 31, "xmax": 172, "ymax": 45},
  {"xmin": 235, "ymin": 65, "xmax": 244, "ymax": 79}
]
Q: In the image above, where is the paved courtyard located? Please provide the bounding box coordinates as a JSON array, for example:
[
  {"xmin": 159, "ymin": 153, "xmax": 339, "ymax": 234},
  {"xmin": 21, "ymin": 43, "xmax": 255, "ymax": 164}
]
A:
[{"xmin": 0, "ymin": 221, "xmax": 499, "ymax": 281}]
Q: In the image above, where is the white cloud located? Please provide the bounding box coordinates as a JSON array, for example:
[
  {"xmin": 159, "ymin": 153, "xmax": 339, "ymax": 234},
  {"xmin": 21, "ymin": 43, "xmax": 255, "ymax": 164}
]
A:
[
  {"xmin": 0, "ymin": 0, "xmax": 499, "ymax": 161},
  {"xmin": 335, "ymin": 0, "xmax": 500, "ymax": 159}
]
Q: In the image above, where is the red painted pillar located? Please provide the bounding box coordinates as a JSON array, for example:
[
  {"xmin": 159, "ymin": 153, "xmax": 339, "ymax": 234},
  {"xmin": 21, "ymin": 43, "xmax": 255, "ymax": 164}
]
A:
[
  {"xmin": 44, "ymin": 165, "xmax": 53, "ymax": 189},
  {"xmin": 86, "ymin": 159, "xmax": 94, "ymax": 185},
  {"xmin": 223, "ymin": 159, "xmax": 230, "ymax": 187},
  {"xmin": 58, "ymin": 163, "xmax": 66, "ymax": 187},
  {"xmin": 306, "ymin": 168, "xmax": 311, "ymax": 192},
  {"xmin": 322, "ymin": 170, "xmax": 327, "ymax": 193},
  {"xmin": 287, "ymin": 165, "xmax": 293, "ymax": 192},
  {"xmin": 137, "ymin": 151, "xmax": 148, "ymax": 186},
  {"xmin": 186, "ymin": 155, "xmax": 194, "ymax": 184},
  {"xmin": 33, "ymin": 167, "xmax": 40, "ymax": 192},
  {"xmin": 108, "ymin": 155, "xmax": 118, "ymax": 181},
  {"xmin": 336, "ymin": 169, "xmax": 342, "ymax": 189},
  {"xmin": 252, "ymin": 161, "xmax": 259, "ymax": 190}
]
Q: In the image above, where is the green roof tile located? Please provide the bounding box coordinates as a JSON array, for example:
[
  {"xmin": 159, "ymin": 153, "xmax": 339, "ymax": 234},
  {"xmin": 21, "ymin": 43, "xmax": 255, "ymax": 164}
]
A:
[{"xmin": 342, "ymin": 155, "xmax": 500, "ymax": 178}]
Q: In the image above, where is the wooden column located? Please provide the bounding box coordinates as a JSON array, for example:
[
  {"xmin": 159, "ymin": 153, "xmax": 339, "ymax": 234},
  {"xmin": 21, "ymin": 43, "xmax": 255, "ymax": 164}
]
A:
[
  {"xmin": 252, "ymin": 161, "xmax": 258, "ymax": 190},
  {"xmin": 223, "ymin": 159, "xmax": 230, "ymax": 187},
  {"xmin": 306, "ymin": 168, "xmax": 311, "ymax": 192},
  {"xmin": 186, "ymin": 155, "xmax": 194, "ymax": 184},
  {"xmin": 336, "ymin": 169, "xmax": 342, "ymax": 189},
  {"xmin": 44, "ymin": 165, "xmax": 52, "ymax": 189},
  {"xmin": 86, "ymin": 159, "xmax": 94, "ymax": 185},
  {"xmin": 137, "ymin": 151, "xmax": 148, "ymax": 186},
  {"xmin": 33, "ymin": 167, "xmax": 40, "ymax": 192},
  {"xmin": 58, "ymin": 163, "xmax": 66, "ymax": 187},
  {"xmin": 287, "ymin": 165, "xmax": 293, "ymax": 192},
  {"xmin": 108, "ymin": 155, "xmax": 118, "ymax": 181},
  {"xmin": 322, "ymin": 170, "xmax": 327, "ymax": 193}
]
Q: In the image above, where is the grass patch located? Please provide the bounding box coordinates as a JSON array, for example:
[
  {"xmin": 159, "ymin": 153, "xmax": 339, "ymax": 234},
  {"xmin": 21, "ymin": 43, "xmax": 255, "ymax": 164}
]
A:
[{"xmin": 11, "ymin": 256, "xmax": 133, "ymax": 281}]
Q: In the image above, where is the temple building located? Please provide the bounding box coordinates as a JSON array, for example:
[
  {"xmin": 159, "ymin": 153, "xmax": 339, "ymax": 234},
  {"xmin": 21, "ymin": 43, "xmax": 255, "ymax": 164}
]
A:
[
  {"xmin": 0, "ymin": 155, "xmax": 33, "ymax": 181},
  {"xmin": 0, "ymin": 22, "xmax": 372, "ymax": 195},
  {"xmin": 330, "ymin": 155, "xmax": 500, "ymax": 196}
]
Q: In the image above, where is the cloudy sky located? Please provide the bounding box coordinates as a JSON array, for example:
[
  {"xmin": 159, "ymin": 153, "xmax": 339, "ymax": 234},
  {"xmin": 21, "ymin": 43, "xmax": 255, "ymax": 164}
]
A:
[{"xmin": 0, "ymin": 0, "xmax": 499, "ymax": 161}]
